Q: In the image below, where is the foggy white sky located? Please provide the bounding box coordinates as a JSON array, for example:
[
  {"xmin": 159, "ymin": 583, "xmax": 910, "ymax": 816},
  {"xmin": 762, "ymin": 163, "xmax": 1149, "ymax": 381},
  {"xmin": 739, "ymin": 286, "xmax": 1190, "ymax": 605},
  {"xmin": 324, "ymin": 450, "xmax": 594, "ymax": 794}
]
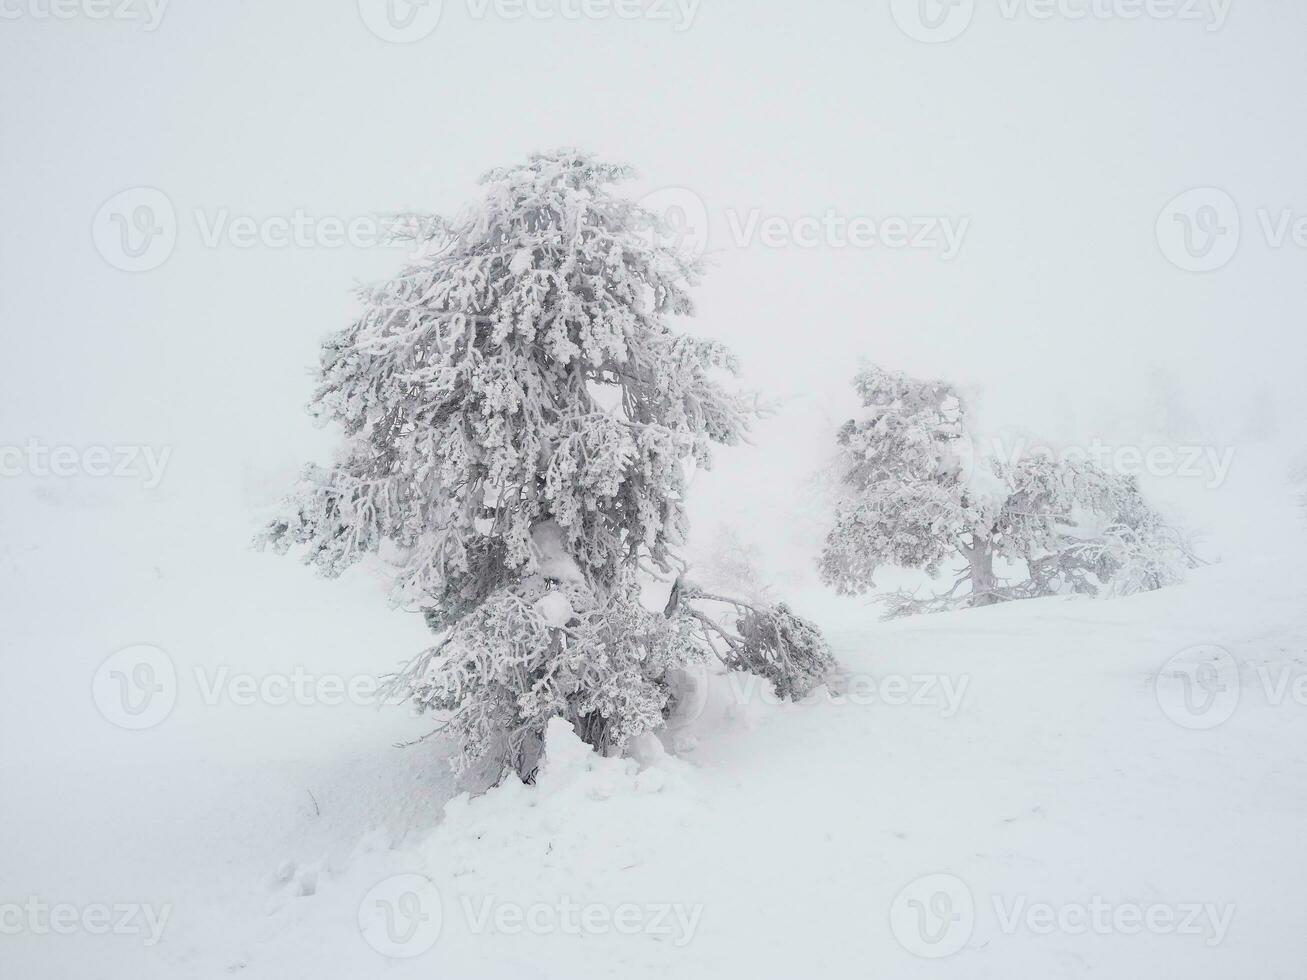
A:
[
  {"xmin": 2, "ymin": 0, "xmax": 1304, "ymax": 628},
  {"xmin": 5, "ymin": 2, "xmax": 1306, "ymax": 419}
]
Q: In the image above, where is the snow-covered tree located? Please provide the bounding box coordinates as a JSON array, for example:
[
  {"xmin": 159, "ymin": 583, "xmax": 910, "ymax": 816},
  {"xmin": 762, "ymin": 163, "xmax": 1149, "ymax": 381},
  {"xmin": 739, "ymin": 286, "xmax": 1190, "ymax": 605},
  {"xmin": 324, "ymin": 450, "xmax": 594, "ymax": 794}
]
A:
[
  {"xmin": 688, "ymin": 523, "xmax": 773, "ymax": 605},
  {"xmin": 262, "ymin": 150, "xmax": 834, "ymax": 779},
  {"xmin": 819, "ymin": 364, "xmax": 1199, "ymax": 618}
]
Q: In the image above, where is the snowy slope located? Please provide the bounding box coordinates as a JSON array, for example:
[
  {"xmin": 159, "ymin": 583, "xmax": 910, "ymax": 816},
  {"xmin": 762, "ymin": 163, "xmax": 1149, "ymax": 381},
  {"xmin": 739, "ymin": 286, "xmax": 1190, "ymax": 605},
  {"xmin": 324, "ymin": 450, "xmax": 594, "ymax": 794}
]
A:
[
  {"xmin": 239, "ymin": 559, "xmax": 1307, "ymax": 980},
  {"xmin": 3, "ymin": 439, "xmax": 1306, "ymax": 978},
  {"xmin": 5, "ymin": 535, "xmax": 1306, "ymax": 978}
]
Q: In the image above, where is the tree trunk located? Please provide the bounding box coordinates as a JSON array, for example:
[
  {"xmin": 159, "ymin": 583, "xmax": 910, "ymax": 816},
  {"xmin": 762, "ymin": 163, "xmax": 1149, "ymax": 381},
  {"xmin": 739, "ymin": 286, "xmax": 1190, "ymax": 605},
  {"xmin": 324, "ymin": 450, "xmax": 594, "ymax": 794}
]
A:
[{"xmin": 966, "ymin": 535, "xmax": 998, "ymax": 606}]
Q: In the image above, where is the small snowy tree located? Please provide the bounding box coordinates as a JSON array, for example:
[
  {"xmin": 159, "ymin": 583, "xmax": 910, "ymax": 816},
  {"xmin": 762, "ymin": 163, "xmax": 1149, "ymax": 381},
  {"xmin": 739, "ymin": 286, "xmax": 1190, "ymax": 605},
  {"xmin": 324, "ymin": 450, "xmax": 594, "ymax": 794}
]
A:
[
  {"xmin": 819, "ymin": 364, "xmax": 1199, "ymax": 618},
  {"xmin": 262, "ymin": 150, "xmax": 834, "ymax": 779},
  {"xmin": 688, "ymin": 523, "xmax": 773, "ymax": 604}
]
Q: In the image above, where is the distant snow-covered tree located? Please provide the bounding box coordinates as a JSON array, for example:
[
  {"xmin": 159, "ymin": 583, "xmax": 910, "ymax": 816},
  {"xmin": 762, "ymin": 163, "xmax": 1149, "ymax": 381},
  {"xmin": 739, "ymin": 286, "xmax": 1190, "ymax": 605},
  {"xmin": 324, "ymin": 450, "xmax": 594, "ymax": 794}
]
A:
[
  {"xmin": 819, "ymin": 364, "xmax": 1199, "ymax": 618},
  {"xmin": 689, "ymin": 523, "xmax": 772, "ymax": 604},
  {"xmin": 1143, "ymin": 364, "xmax": 1200, "ymax": 444},
  {"xmin": 262, "ymin": 150, "xmax": 834, "ymax": 779}
]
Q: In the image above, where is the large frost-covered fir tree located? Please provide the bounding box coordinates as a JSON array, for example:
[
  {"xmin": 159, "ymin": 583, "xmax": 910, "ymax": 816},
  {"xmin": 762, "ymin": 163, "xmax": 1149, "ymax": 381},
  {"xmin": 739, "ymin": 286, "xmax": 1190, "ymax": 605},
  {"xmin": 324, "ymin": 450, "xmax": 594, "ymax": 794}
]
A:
[
  {"xmin": 819, "ymin": 364, "xmax": 1200, "ymax": 618},
  {"xmin": 262, "ymin": 150, "xmax": 834, "ymax": 779}
]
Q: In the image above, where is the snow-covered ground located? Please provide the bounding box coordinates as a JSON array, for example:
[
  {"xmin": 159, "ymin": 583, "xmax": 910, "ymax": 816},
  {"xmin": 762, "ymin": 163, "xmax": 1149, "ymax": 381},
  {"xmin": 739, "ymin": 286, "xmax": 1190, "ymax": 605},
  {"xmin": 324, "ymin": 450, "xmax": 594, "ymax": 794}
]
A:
[{"xmin": 4, "ymin": 457, "xmax": 1306, "ymax": 978}]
